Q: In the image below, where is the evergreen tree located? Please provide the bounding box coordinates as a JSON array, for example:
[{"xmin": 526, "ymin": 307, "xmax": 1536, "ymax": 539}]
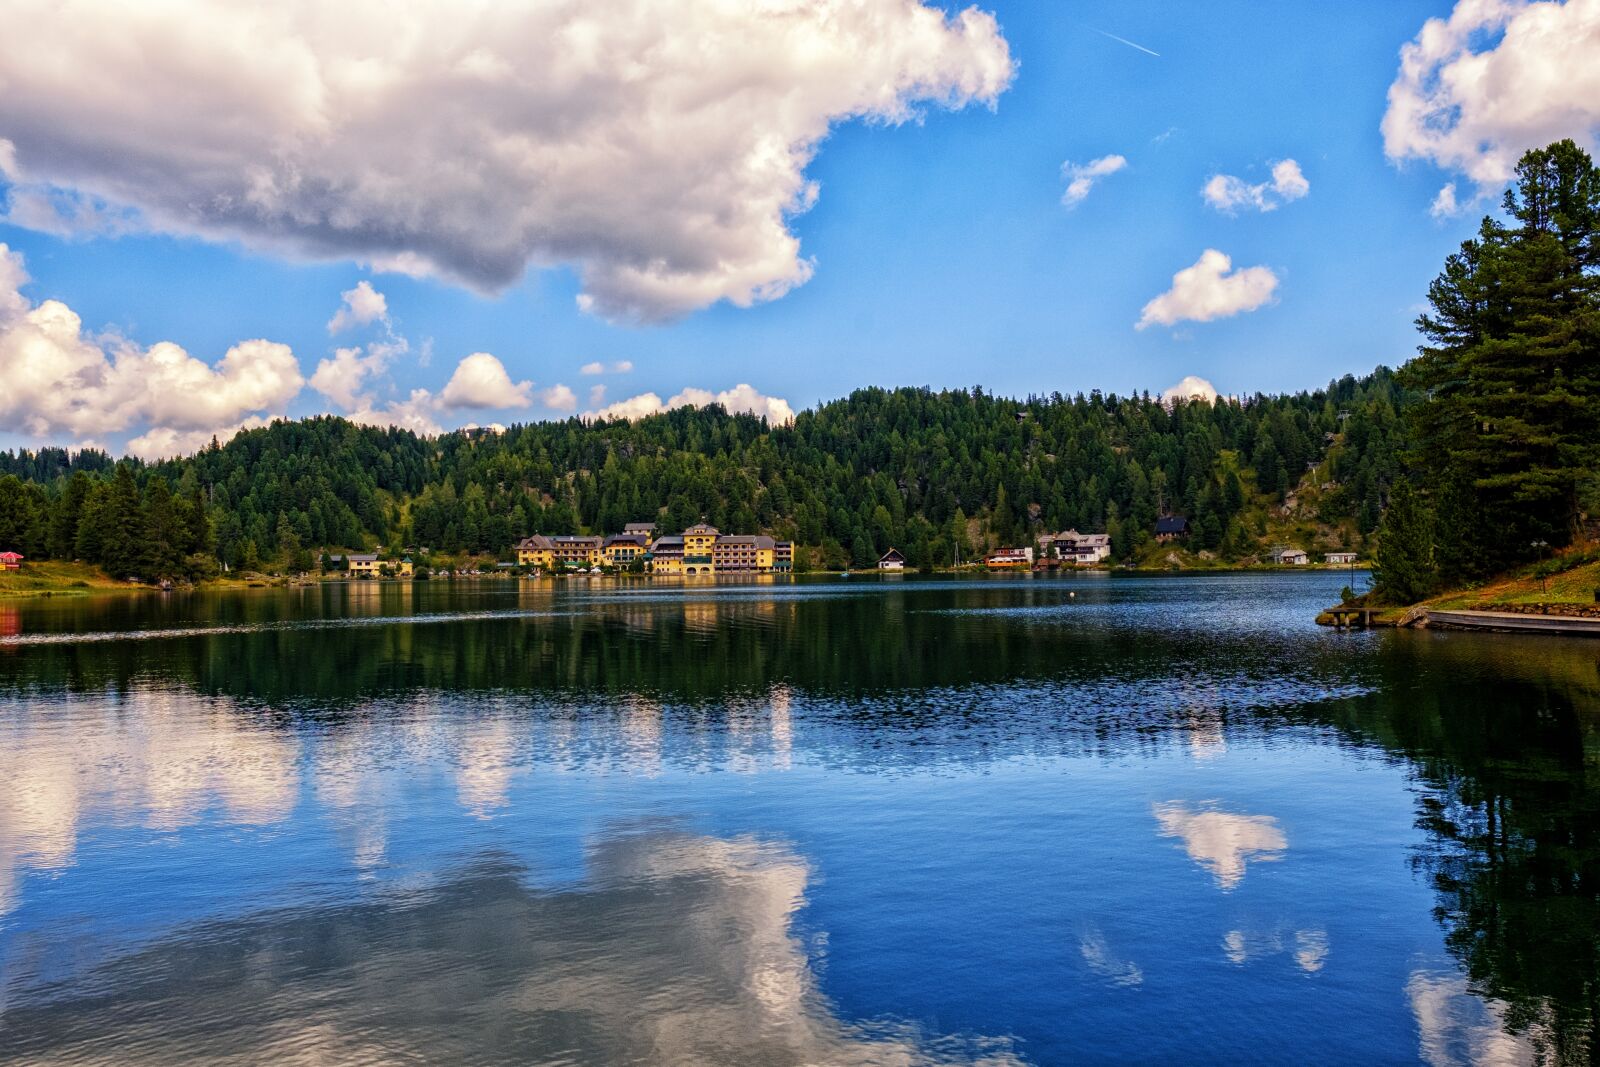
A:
[{"xmin": 1374, "ymin": 481, "xmax": 1436, "ymax": 603}]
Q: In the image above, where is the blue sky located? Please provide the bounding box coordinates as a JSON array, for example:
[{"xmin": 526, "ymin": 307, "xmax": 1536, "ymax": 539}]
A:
[{"xmin": 1, "ymin": 0, "xmax": 1594, "ymax": 456}]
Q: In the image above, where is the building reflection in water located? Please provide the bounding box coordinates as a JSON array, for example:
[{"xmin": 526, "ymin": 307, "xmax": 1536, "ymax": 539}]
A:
[{"xmin": 0, "ymin": 831, "xmax": 1025, "ymax": 1067}]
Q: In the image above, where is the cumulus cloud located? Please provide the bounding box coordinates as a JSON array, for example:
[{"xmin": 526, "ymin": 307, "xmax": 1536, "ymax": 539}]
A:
[
  {"xmin": 1136, "ymin": 249, "xmax": 1279, "ymax": 330},
  {"xmin": 1383, "ymin": 0, "xmax": 1600, "ymax": 197},
  {"xmin": 326, "ymin": 280, "xmax": 389, "ymax": 333},
  {"xmin": 1202, "ymin": 159, "xmax": 1310, "ymax": 213},
  {"xmin": 0, "ymin": 0, "xmax": 1014, "ymax": 322},
  {"xmin": 1061, "ymin": 154, "xmax": 1127, "ymax": 207},
  {"xmin": 539, "ymin": 384, "xmax": 578, "ymax": 412},
  {"xmin": 309, "ymin": 342, "xmax": 404, "ymax": 410},
  {"xmin": 580, "ymin": 359, "xmax": 634, "ymax": 375},
  {"xmin": 0, "ymin": 243, "xmax": 303, "ymax": 448},
  {"xmin": 1161, "ymin": 375, "xmax": 1220, "ymax": 405},
  {"xmin": 1430, "ymin": 182, "xmax": 1462, "ymax": 219},
  {"xmin": 439, "ymin": 352, "xmax": 534, "ymax": 410},
  {"xmin": 346, "ymin": 389, "xmax": 446, "ymax": 437},
  {"xmin": 126, "ymin": 417, "xmax": 273, "ymax": 461},
  {"xmin": 587, "ymin": 384, "xmax": 608, "ymax": 408},
  {"xmin": 589, "ymin": 383, "xmax": 795, "ymax": 425}
]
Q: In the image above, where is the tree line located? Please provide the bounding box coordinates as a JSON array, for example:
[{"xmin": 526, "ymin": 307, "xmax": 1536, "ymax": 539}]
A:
[{"xmin": 0, "ymin": 369, "xmax": 1405, "ymax": 580}]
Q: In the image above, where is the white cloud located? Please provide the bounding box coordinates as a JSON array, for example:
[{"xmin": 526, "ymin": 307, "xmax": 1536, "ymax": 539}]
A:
[
  {"xmin": 326, "ymin": 280, "xmax": 389, "ymax": 333},
  {"xmin": 0, "ymin": 243, "xmax": 303, "ymax": 449},
  {"xmin": 309, "ymin": 341, "xmax": 404, "ymax": 410},
  {"xmin": 1060, "ymin": 154, "xmax": 1127, "ymax": 207},
  {"xmin": 591, "ymin": 392, "xmax": 671, "ymax": 421},
  {"xmin": 1161, "ymin": 375, "xmax": 1220, "ymax": 404},
  {"xmin": 588, "ymin": 383, "xmax": 794, "ymax": 424},
  {"xmin": 439, "ymin": 352, "xmax": 533, "ymax": 410},
  {"xmin": 1136, "ymin": 249, "xmax": 1279, "ymax": 330},
  {"xmin": 1383, "ymin": 0, "xmax": 1600, "ymax": 197},
  {"xmin": 1202, "ymin": 158, "xmax": 1310, "ymax": 213},
  {"xmin": 539, "ymin": 384, "xmax": 578, "ymax": 412},
  {"xmin": 346, "ymin": 389, "xmax": 445, "ymax": 437},
  {"xmin": 580, "ymin": 359, "xmax": 634, "ymax": 376},
  {"xmin": 587, "ymin": 384, "xmax": 608, "ymax": 408},
  {"xmin": 0, "ymin": 0, "xmax": 1014, "ymax": 322},
  {"xmin": 1430, "ymin": 182, "xmax": 1462, "ymax": 219},
  {"xmin": 126, "ymin": 417, "xmax": 272, "ymax": 461}
]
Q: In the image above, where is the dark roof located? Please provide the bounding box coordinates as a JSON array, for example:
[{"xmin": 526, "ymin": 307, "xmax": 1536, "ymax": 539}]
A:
[
  {"xmin": 622, "ymin": 522, "xmax": 658, "ymax": 534},
  {"xmin": 715, "ymin": 535, "xmax": 774, "ymax": 547},
  {"xmin": 878, "ymin": 548, "xmax": 906, "ymax": 562},
  {"xmin": 652, "ymin": 535, "xmax": 684, "ymax": 546},
  {"xmin": 604, "ymin": 534, "xmax": 649, "ymax": 547},
  {"xmin": 1155, "ymin": 516, "xmax": 1190, "ymax": 534}
]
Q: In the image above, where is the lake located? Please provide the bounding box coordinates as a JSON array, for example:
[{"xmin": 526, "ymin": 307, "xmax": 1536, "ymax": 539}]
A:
[{"xmin": 1, "ymin": 573, "xmax": 1596, "ymax": 1065}]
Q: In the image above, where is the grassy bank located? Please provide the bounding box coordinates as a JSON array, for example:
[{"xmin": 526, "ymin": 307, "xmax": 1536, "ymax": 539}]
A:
[
  {"xmin": 0, "ymin": 560, "xmax": 147, "ymax": 599},
  {"xmin": 1318, "ymin": 547, "xmax": 1600, "ymax": 626}
]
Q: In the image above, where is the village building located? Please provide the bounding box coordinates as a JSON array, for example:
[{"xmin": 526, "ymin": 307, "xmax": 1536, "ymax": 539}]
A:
[
  {"xmin": 1325, "ymin": 552, "xmax": 1359, "ymax": 565},
  {"xmin": 0, "ymin": 551, "xmax": 22, "ymax": 571},
  {"xmin": 339, "ymin": 553, "xmax": 412, "ymax": 577},
  {"xmin": 552, "ymin": 535, "xmax": 604, "ymax": 568},
  {"xmin": 1039, "ymin": 530, "xmax": 1111, "ymax": 564},
  {"xmin": 877, "ymin": 548, "xmax": 906, "ymax": 571},
  {"xmin": 1154, "ymin": 516, "xmax": 1190, "ymax": 543},
  {"xmin": 516, "ymin": 535, "xmax": 558, "ymax": 569},
  {"xmin": 622, "ymin": 522, "xmax": 658, "ymax": 546},
  {"xmin": 520, "ymin": 525, "xmax": 793, "ymax": 577},
  {"xmin": 683, "ymin": 523, "xmax": 719, "ymax": 575},
  {"xmin": 985, "ymin": 547, "xmax": 1033, "ymax": 569},
  {"xmin": 603, "ymin": 533, "xmax": 650, "ymax": 567},
  {"xmin": 712, "ymin": 534, "xmax": 778, "ymax": 572},
  {"xmin": 1269, "ymin": 546, "xmax": 1310, "ymax": 565},
  {"xmin": 648, "ymin": 535, "xmax": 685, "ymax": 575}
]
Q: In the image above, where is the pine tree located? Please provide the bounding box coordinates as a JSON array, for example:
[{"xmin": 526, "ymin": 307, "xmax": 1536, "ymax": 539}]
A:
[{"xmin": 1373, "ymin": 481, "xmax": 1436, "ymax": 604}]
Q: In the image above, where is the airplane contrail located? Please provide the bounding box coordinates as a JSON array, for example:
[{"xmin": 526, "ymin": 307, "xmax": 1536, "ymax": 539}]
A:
[{"xmin": 1094, "ymin": 28, "xmax": 1161, "ymax": 57}]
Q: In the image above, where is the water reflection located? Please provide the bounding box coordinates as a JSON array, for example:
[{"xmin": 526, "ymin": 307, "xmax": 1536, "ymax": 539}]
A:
[
  {"xmin": 1220, "ymin": 927, "xmax": 1328, "ymax": 973},
  {"xmin": 0, "ymin": 689, "xmax": 300, "ymax": 913},
  {"xmin": 3, "ymin": 576, "xmax": 1600, "ymax": 1062},
  {"xmin": 0, "ymin": 831, "xmax": 1023, "ymax": 1067},
  {"xmin": 1152, "ymin": 803, "xmax": 1288, "ymax": 891},
  {"xmin": 1408, "ymin": 972, "xmax": 1541, "ymax": 1067}
]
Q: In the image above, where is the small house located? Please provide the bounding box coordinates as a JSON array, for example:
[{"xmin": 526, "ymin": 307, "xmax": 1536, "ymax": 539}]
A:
[
  {"xmin": 1325, "ymin": 552, "xmax": 1358, "ymax": 565},
  {"xmin": 877, "ymin": 548, "xmax": 906, "ymax": 571},
  {"xmin": 344, "ymin": 553, "xmax": 380, "ymax": 576},
  {"xmin": 0, "ymin": 551, "xmax": 22, "ymax": 571},
  {"xmin": 1154, "ymin": 516, "xmax": 1189, "ymax": 543},
  {"xmin": 1269, "ymin": 546, "xmax": 1309, "ymax": 566}
]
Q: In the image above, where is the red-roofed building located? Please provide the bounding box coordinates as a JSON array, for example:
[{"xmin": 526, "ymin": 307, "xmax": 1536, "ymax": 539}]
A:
[{"xmin": 0, "ymin": 552, "xmax": 23, "ymax": 571}]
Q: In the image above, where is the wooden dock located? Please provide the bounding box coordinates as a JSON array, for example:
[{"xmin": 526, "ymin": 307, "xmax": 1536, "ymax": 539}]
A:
[{"xmin": 1427, "ymin": 609, "xmax": 1600, "ymax": 637}]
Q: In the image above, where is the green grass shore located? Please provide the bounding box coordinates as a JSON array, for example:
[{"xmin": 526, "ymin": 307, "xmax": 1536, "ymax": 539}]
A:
[
  {"xmin": 0, "ymin": 560, "xmax": 147, "ymax": 598},
  {"xmin": 1317, "ymin": 550, "xmax": 1600, "ymax": 627}
]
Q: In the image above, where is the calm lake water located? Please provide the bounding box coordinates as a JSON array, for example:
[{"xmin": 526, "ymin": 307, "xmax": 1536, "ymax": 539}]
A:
[{"xmin": 1, "ymin": 573, "xmax": 1597, "ymax": 1065}]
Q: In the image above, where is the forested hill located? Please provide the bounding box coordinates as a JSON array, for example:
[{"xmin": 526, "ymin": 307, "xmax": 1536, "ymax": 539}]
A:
[{"xmin": 0, "ymin": 370, "xmax": 1404, "ymax": 578}]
